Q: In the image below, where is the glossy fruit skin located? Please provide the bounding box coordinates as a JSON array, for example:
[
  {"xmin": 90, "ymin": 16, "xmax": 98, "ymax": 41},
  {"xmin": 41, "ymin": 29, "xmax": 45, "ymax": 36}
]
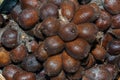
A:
[
  {"xmin": 44, "ymin": 55, "xmax": 62, "ymax": 77},
  {"xmin": 112, "ymin": 14, "xmax": 120, "ymax": 29},
  {"xmin": 13, "ymin": 71, "xmax": 36, "ymax": 80},
  {"xmin": 107, "ymin": 40, "xmax": 120, "ymax": 55},
  {"xmin": 103, "ymin": 0, "xmax": 120, "ymax": 15},
  {"xmin": 40, "ymin": 3, "xmax": 58, "ymax": 20},
  {"xmin": 73, "ymin": 4, "xmax": 100, "ymax": 24},
  {"xmin": 77, "ymin": 23, "xmax": 98, "ymax": 43},
  {"xmin": 44, "ymin": 36, "xmax": 64, "ymax": 56},
  {"xmin": 34, "ymin": 42, "xmax": 48, "ymax": 62},
  {"xmin": 10, "ymin": 44, "xmax": 27, "ymax": 63},
  {"xmin": 50, "ymin": 70, "xmax": 66, "ymax": 80},
  {"xmin": 62, "ymin": 51, "xmax": 80, "ymax": 73},
  {"xmin": 41, "ymin": 17, "xmax": 60, "ymax": 37},
  {"xmin": 58, "ymin": 23, "xmax": 78, "ymax": 41},
  {"xmin": 20, "ymin": 0, "xmax": 38, "ymax": 9},
  {"xmin": 96, "ymin": 10, "xmax": 111, "ymax": 31},
  {"xmin": 21, "ymin": 54, "xmax": 42, "ymax": 72},
  {"xmin": 92, "ymin": 45, "xmax": 106, "ymax": 61},
  {"xmin": 84, "ymin": 65, "xmax": 112, "ymax": 80},
  {"xmin": 18, "ymin": 8, "xmax": 39, "ymax": 30},
  {"xmin": 60, "ymin": 0, "xmax": 75, "ymax": 21},
  {"xmin": 0, "ymin": 48, "xmax": 11, "ymax": 67},
  {"xmin": 65, "ymin": 38, "xmax": 91, "ymax": 60},
  {"xmin": 2, "ymin": 64, "xmax": 22, "ymax": 80},
  {"xmin": 1, "ymin": 28, "xmax": 18, "ymax": 49}
]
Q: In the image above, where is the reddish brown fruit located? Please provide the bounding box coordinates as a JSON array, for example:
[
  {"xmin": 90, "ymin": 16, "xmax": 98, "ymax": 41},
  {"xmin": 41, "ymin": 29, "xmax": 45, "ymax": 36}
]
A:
[
  {"xmin": 65, "ymin": 38, "xmax": 90, "ymax": 60},
  {"xmin": 73, "ymin": 4, "xmax": 99, "ymax": 24},
  {"xmin": 20, "ymin": 0, "xmax": 38, "ymax": 9},
  {"xmin": 1, "ymin": 28, "xmax": 19, "ymax": 49},
  {"xmin": 10, "ymin": 44, "xmax": 27, "ymax": 63},
  {"xmin": 44, "ymin": 36, "xmax": 64, "ymax": 55},
  {"xmin": 103, "ymin": 0, "xmax": 120, "ymax": 14},
  {"xmin": 40, "ymin": 3, "xmax": 58, "ymax": 20},
  {"xmin": 112, "ymin": 14, "xmax": 120, "ymax": 29},
  {"xmin": 60, "ymin": 1, "xmax": 75, "ymax": 21},
  {"xmin": 51, "ymin": 71, "xmax": 66, "ymax": 80},
  {"xmin": 41, "ymin": 17, "xmax": 60, "ymax": 37},
  {"xmin": 18, "ymin": 8, "xmax": 39, "ymax": 30},
  {"xmin": 84, "ymin": 65, "xmax": 112, "ymax": 80},
  {"xmin": 44, "ymin": 55, "xmax": 62, "ymax": 76},
  {"xmin": 58, "ymin": 23, "xmax": 78, "ymax": 41},
  {"xmin": 26, "ymin": 40, "xmax": 39, "ymax": 53},
  {"xmin": 77, "ymin": 23, "xmax": 98, "ymax": 43},
  {"xmin": 2, "ymin": 64, "xmax": 22, "ymax": 80},
  {"xmin": 62, "ymin": 51, "xmax": 80, "ymax": 73},
  {"xmin": 14, "ymin": 71, "xmax": 36, "ymax": 80},
  {"xmin": 34, "ymin": 42, "xmax": 48, "ymax": 62},
  {"xmin": 96, "ymin": 10, "xmax": 111, "ymax": 31},
  {"xmin": 0, "ymin": 48, "xmax": 11, "ymax": 67},
  {"xmin": 92, "ymin": 45, "xmax": 107, "ymax": 61}
]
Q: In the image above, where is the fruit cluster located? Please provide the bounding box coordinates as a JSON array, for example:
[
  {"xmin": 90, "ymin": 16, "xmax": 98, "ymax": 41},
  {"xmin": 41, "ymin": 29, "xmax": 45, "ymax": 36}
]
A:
[{"xmin": 0, "ymin": 0, "xmax": 120, "ymax": 80}]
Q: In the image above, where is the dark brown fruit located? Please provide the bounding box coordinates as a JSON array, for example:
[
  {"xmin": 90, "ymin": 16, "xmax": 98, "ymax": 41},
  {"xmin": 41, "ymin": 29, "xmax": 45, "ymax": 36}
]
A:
[
  {"xmin": 77, "ymin": 23, "xmax": 98, "ymax": 43},
  {"xmin": 107, "ymin": 40, "xmax": 120, "ymax": 55},
  {"xmin": 2, "ymin": 64, "xmax": 22, "ymax": 80},
  {"xmin": 48, "ymin": 0, "xmax": 63, "ymax": 6},
  {"xmin": 44, "ymin": 54, "xmax": 62, "ymax": 76},
  {"xmin": 41, "ymin": 17, "xmax": 60, "ymax": 37},
  {"xmin": 102, "ymin": 64, "xmax": 118, "ymax": 79},
  {"xmin": 60, "ymin": 0, "xmax": 75, "ymax": 21},
  {"xmin": 0, "ymin": 48, "xmax": 11, "ymax": 67},
  {"xmin": 10, "ymin": 44, "xmax": 27, "ymax": 63},
  {"xmin": 84, "ymin": 65, "xmax": 112, "ymax": 80},
  {"xmin": 96, "ymin": 10, "xmax": 111, "ymax": 31},
  {"xmin": 78, "ymin": 0, "xmax": 91, "ymax": 4},
  {"xmin": 103, "ymin": 0, "xmax": 120, "ymax": 14},
  {"xmin": 106, "ymin": 53, "xmax": 120, "ymax": 65},
  {"xmin": 66, "ymin": 38, "xmax": 90, "ymax": 60},
  {"xmin": 92, "ymin": 45, "xmax": 107, "ymax": 61},
  {"xmin": 21, "ymin": 54, "xmax": 42, "ymax": 72},
  {"xmin": 51, "ymin": 71, "xmax": 66, "ymax": 80},
  {"xmin": 14, "ymin": 71, "xmax": 36, "ymax": 80},
  {"xmin": 58, "ymin": 23, "xmax": 78, "ymax": 41},
  {"xmin": 34, "ymin": 42, "xmax": 48, "ymax": 62},
  {"xmin": 1, "ymin": 28, "xmax": 19, "ymax": 49},
  {"xmin": 18, "ymin": 8, "xmax": 39, "ymax": 30},
  {"xmin": 62, "ymin": 51, "xmax": 80, "ymax": 73},
  {"xmin": 0, "ymin": 14, "xmax": 4, "ymax": 27},
  {"xmin": 40, "ymin": 3, "xmax": 58, "ymax": 20},
  {"xmin": 20, "ymin": 0, "xmax": 38, "ymax": 9},
  {"xmin": 11, "ymin": 4, "xmax": 22, "ymax": 22},
  {"xmin": 73, "ymin": 4, "xmax": 98, "ymax": 24},
  {"xmin": 36, "ymin": 69, "xmax": 46, "ymax": 80},
  {"xmin": 67, "ymin": 66, "xmax": 84, "ymax": 80},
  {"xmin": 112, "ymin": 14, "xmax": 120, "ymax": 29},
  {"xmin": 44, "ymin": 36, "xmax": 64, "ymax": 55}
]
